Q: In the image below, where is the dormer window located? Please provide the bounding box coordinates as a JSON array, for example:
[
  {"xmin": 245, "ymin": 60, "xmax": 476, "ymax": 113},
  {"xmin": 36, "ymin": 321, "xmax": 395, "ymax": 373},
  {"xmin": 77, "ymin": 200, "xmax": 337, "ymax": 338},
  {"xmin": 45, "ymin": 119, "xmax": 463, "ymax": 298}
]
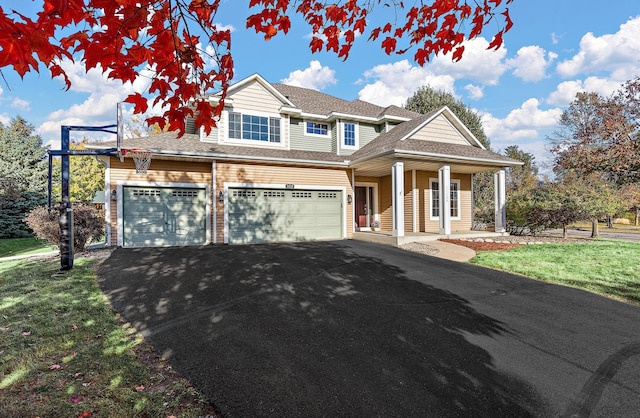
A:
[
  {"xmin": 228, "ymin": 111, "xmax": 281, "ymax": 143},
  {"xmin": 305, "ymin": 121, "xmax": 330, "ymax": 137}
]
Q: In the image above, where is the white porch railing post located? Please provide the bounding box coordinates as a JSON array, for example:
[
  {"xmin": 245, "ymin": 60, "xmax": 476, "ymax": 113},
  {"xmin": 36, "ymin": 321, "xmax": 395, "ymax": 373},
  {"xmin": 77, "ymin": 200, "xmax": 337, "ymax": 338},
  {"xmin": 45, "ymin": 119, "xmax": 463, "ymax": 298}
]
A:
[
  {"xmin": 439, "ymin": 165, "xmax": 451, "ymax": 235},
  {"xmin": 392, "ymin": 161, "xmax": 405, "ymax": 237},
  {"xmin": 494, "ymin": 169, "xmax": 507, "ymax": 233}
]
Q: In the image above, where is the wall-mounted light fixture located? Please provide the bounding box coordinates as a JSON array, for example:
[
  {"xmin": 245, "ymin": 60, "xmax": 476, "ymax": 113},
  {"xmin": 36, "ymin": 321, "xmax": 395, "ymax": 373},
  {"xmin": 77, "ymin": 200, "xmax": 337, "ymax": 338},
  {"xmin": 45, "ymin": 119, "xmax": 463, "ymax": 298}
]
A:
[
  {"xmin": 347, "ymin": 194, "xmax": 353, "ymax": 204},
  {"xmin": 111, "ymin": 189, "xmax": 117, "ymax": 201},
  {"xmin": 218, "ymin": 190, "xmax": 224, "ymax": 202}
]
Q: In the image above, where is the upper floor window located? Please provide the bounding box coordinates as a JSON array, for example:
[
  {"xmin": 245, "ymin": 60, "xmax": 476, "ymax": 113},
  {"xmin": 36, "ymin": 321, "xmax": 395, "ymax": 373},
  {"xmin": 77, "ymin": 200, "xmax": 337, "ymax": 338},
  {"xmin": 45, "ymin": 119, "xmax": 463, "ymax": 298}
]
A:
[
  {"xmin": 342, "ymin": 121, "xmax": 358, "ymax": 148},
  {"xmin": 228, "ymin": 111, "xmax": 281, "ymax": 143},
  {"xmin": 305, "ymin": 121, "xmax": 330, "ymax": 137}
]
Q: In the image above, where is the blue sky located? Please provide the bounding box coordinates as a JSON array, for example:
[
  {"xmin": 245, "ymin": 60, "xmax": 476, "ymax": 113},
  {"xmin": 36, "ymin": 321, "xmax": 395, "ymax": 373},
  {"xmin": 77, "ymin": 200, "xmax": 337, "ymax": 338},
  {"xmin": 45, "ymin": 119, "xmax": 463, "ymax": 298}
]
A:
[{"xmin": 1, "ymin": 1, "xmax": 639, "ymax": 175}]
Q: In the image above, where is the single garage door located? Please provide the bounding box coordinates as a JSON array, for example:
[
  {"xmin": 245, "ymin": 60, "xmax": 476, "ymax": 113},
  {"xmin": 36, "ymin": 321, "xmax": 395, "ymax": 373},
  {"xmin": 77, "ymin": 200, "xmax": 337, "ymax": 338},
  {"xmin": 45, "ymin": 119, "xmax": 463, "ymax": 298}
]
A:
[
  {"xmin": 228, "ymin": 188, "xmax": 343, "ymax": 244},
  {"xmin": 123, "ymin": 186, "xmax": 206, "ymax": 247}
]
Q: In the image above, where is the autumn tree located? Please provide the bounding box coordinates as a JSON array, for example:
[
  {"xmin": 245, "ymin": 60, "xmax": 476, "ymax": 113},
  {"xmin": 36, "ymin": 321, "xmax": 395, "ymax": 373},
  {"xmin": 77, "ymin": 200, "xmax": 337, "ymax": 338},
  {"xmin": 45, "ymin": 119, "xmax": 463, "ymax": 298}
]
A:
[
  {"xmin": 404, "ymin": 85, "xmax": 495, "ymax": 225},
  {"xmin": 549, "ymin": 84, "xmax": 640, "ymax": 185},
  {"xmin": 0, "ymin": 1, "xmax": 516, "ymax": 135},
  {"xmin": 51, "ymin": 142, "xmax": 105, "ymax": 203},
  {"xmin": 620, "ymin": 183, "xmax": 640, "ymax": 226},
  {"xmin": 503, "ymin": 145, "xmax": 538, "ymax": 192},
  {"xmin": 559, "ymin": 171, "xmax": 622, "ymax": 238},
  {"xmin": 0, "ymin": 117, "xmax": 48, "ymax": 237}
]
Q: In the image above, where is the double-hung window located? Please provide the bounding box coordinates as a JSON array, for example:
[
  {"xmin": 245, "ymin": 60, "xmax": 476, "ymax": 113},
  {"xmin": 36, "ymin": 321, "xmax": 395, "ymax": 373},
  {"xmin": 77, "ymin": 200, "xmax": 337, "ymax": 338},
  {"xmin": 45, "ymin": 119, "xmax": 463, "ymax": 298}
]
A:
[
  {"xmin": 228, "ymin": 112, "xmax": 281, "ymax": 143},
  {"xmin": 342, "ymin": 121, "xmax": 358, "ymax": 148},
  {"xmin": 429, "ymin": 179, "xmax": 461, "ymax": 220}
]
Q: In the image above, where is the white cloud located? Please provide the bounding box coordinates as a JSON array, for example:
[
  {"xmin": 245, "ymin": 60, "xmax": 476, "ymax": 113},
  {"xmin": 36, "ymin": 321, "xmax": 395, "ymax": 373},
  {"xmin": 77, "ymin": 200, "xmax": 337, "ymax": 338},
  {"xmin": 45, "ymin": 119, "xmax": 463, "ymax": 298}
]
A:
[
  {"xmin": 480, "ymin": 99, "xmax": 563, "ymax": 146},
  {"xmin": 546, "ymin": 77, "xmax": 624, "ymax": 106},
  {"xmin": 11, "ymin": 98, "xmax": 31, "ymax": 111},
  {"xmin": 464, "ymin": 84, "xmax": 484, "ymax": 100},
  {"xmin": 38, "ymin": 60, "xmax": 156, "ymax": 148},
  {"xmin": 506, "ymin": 46, "xmax": 557, "ymax": 82},
  {"xmin": 430, "ymin": 37, "xmax": 508, "ymax": 85},
  {"xmin": 355, "ymin": 37, "xmax": 508, "ymax": 107},
  {"xmin": 356, "ymin": 60, "xmax": 455, "ymax": 107},
  {"xmin": 281, "ymin": 60, "xmax": 337, "ymax": 91},
  {"xmin": 0, "ymin": 114, "xmax": 10, "ymax": 126},
  {"xmin": 557, "ymin": 16, "xmax": 640, "ymax": 79}
]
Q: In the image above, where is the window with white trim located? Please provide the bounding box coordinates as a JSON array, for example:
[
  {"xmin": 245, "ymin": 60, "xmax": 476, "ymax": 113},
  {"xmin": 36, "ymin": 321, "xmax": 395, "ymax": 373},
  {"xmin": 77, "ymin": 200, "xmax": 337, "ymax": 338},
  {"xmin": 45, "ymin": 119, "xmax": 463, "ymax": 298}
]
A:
[
  {"xmin": 228, "ymin": 111, "xmax": 281, "ymax": 143},
  {"xmin": 429, "ymin": 178, "xmax": 461, "ymax": 220},
  {"xmin": 305, "ymin": 121, "xmax": 330, "ymax": 137},
  {"xmin": 341, "ymin": 121, "xmax": 358, "ymax": 148}
]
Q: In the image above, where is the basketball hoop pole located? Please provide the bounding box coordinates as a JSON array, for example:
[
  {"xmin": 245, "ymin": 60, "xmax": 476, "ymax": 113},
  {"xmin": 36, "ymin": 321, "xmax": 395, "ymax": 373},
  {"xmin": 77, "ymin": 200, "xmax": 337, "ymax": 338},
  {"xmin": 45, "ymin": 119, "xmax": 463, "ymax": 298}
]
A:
[{"xmin": 50, "ymin": 124, "xmax": 118, "ymax": 272}]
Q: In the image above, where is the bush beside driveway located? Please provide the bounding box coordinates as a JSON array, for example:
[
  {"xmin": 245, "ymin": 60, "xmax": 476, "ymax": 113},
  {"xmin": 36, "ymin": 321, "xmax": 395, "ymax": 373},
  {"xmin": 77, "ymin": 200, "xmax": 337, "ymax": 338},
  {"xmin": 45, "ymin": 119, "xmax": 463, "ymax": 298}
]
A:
[{"xmin": 98, "ymin": 240, "xmax": 640, "ymax": 417}]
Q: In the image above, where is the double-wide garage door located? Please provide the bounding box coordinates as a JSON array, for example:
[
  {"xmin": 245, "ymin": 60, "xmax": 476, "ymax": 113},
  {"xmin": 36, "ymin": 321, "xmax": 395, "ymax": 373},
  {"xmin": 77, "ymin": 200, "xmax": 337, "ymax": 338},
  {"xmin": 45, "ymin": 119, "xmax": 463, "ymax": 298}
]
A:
[
  {"xmin": 228, "ymin": 188, "xmax": 343, "ymax": 244},
  {"xmin": 123, "ymin": 186, "xmax": 206, "ymax": 247}
]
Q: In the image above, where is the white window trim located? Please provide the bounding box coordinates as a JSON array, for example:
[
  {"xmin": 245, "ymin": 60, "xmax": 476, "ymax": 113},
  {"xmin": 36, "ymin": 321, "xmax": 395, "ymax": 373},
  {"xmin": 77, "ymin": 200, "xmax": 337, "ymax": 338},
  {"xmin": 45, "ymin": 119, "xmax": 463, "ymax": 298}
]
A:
[
  {"xmin": 303, "ymin": 120, "xmax": 331, "ymax": 138},
  {"xmin": 429, "ymin": 178, "xmax": 461, "ymax": 221},
  {"xmin": 223, "ymin": 109, "xmax": 285, "ymax": 147},
  {"xmin": 340, "ymin": 120, "xmax": 359, "ymax": 149}
]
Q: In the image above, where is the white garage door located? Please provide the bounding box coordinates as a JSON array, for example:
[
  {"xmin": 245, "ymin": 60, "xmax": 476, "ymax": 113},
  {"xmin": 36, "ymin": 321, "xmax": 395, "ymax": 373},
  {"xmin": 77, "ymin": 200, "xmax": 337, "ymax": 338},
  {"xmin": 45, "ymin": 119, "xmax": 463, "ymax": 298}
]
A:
[
  {"xmin": 227, "ymin": 188, "xmax": 343, "ymax": 244},
  {"xmin": 123, "ymin": 187, "xmax": 206, "ymax": 247}
]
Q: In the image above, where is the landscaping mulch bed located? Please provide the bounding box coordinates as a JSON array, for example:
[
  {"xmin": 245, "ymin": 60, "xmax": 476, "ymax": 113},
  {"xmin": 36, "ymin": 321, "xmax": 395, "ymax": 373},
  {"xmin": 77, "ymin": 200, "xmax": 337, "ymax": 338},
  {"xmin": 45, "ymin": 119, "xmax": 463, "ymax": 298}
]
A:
[{"xmin": 441, "ymin": 239, "xmax": 522, "ymax": 252}]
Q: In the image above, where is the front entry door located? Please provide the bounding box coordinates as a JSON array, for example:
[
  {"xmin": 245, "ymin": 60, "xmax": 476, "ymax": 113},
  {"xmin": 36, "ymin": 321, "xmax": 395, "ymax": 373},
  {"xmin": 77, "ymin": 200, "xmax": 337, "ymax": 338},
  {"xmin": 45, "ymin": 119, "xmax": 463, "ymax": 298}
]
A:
[{"xmin": 355, "ymin": 186, "xmax": 374, "ymax": 229}]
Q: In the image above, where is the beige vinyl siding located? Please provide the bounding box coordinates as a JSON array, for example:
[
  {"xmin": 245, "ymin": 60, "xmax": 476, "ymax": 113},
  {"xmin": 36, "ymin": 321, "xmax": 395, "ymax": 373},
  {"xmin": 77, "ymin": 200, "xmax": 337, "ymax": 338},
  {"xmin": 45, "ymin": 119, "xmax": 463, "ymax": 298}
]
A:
[
  {"xmin": 379, "ymin": 175, "xmax": 392, "ymax": 231},
  {"xmin": 403, "ymin": 172, "xmax": 413, "ymax": 232},
  {"xmin": 412, "ymin": 114, "xmax": 470, "ymax": 146},
  {"xmin": 290, "ymin": 118, "xmax": 333, "ymax": 152},
  {"xmin": 107, "ymin": 157, "xmax": 213, "ymax": 246},
  {"xmin": 451, "ymin": 174, "xmax": 472, "ymax": 231},
  {"xmin": 215, "ymin": 162, "xmax": 353, "ymax": 243},
  {"xmin": 216, "ymin": 81, "xmax": 290, "ymax": 148},
  {"xmin": 416, "ymin": 171, "xmax": 472, "ymax": 233},
  {"xmin": 228, "ymin": 82, "xmax": 283, "ymax": 113}
]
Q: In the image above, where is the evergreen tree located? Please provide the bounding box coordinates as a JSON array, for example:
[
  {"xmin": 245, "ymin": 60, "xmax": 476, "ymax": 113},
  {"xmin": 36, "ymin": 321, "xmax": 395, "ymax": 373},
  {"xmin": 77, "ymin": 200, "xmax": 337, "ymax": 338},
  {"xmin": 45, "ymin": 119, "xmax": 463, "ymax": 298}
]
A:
[{"xmin": 0, "ymin": 117, "xmax": 49, "ymax": 237}]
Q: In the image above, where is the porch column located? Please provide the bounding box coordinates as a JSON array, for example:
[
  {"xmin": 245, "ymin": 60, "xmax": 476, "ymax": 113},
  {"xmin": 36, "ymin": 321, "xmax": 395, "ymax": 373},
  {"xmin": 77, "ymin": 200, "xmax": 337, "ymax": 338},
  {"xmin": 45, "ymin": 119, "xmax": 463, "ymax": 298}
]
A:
[
  {"xmin": 494, "ymin": 169, "xmax": 507, "ymax": 233},
  {"xmin": 392, "ymin": 161, "xmax": 404, "ymax": 237},
  {"xmin": 439, "ymin": 165, "xmax": 451, "ymax": 235}
]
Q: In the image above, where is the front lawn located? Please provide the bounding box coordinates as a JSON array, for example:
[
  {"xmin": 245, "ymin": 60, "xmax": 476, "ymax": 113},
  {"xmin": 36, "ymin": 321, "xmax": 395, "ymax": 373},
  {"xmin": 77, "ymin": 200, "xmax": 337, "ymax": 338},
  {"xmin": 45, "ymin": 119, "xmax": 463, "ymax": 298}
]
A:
[
  {"xmin": 469, "ymin": 240, "xmax": 640, "ymax": 305},
  {"xmin": 0, "ymin": 237, "xmax": 57, "ymax": 258},
  {"xmin": 0, "ymin": 256, "xmax": 216, "ymax": 417}
]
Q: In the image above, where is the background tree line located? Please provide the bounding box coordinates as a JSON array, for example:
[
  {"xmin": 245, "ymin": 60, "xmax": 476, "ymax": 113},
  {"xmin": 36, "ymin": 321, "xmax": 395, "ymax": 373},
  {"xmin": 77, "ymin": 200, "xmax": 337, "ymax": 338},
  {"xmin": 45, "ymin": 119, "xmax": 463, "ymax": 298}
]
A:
[{"xmin": 507, "ymin": 77, "xmax": 640, "ymax": 237}]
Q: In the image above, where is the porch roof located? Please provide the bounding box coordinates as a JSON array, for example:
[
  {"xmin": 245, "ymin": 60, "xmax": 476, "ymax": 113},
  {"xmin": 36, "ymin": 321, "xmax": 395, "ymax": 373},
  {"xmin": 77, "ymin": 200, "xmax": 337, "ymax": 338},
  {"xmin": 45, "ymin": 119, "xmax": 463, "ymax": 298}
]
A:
[{"xmin": 349, "ymin": 109, "xmax": 522, "ymax": 176}]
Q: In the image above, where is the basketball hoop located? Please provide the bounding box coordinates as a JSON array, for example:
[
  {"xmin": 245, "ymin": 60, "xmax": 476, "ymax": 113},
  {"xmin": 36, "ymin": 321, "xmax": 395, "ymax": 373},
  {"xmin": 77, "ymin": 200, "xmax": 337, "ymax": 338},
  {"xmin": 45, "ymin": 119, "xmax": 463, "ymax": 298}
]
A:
[{"xmin": 120, "ymin": 148, "xmax": 153, "ymax": 174}]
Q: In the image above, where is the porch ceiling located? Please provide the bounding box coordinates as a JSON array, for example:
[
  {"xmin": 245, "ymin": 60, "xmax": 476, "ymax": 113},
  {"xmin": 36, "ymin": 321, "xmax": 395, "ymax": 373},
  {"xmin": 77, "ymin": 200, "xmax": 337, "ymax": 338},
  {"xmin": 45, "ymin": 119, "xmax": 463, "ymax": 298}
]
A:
[{"xmin": 351, "ymin": 154, "xmax": 507, "ymax": 177}]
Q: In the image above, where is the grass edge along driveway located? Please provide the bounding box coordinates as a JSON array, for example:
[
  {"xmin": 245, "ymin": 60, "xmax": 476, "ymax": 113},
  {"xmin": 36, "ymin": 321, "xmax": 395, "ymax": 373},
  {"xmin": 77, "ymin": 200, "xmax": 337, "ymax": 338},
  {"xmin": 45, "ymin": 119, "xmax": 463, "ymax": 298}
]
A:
[
  {"xmin": 0, "ymin": 255, "xmax": 217, "ymax": 418},
  {"xmin": 469, "ymin": 239, "xmax": 640, "ymax": 306}
]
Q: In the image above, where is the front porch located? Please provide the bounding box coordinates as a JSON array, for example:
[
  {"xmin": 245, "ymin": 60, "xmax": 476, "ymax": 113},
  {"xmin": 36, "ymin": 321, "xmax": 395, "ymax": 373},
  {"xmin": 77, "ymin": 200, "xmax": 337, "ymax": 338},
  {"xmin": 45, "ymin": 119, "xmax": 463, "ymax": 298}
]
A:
[{"xmin": 352, "ymin": 230, "xmax": 509, "ymax": 246}]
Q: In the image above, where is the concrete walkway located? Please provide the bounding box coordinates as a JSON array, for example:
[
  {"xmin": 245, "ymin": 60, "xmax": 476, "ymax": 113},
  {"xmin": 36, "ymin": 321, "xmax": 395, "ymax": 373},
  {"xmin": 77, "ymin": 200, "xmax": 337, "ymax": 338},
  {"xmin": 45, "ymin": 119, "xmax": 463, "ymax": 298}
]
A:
[{"xmin": 427, "ymin": 240, "xmax": 476, "ymax": 262}]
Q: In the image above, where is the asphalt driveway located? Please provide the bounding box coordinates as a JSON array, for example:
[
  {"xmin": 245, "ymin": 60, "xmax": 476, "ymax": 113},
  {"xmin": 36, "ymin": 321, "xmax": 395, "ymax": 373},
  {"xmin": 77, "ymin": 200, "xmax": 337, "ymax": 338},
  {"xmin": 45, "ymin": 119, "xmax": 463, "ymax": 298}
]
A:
[{"xmin": 97, "ymin": 240, "xmax": 640, "ymax": 417}]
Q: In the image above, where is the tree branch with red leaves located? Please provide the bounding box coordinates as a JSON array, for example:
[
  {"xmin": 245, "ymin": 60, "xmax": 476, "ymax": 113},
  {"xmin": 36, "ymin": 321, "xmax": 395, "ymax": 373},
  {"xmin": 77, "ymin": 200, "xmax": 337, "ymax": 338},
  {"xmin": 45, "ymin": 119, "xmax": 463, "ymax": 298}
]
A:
[{"xmin": 0, "ymin": 0, "xmax": 515, "ymax": 136}]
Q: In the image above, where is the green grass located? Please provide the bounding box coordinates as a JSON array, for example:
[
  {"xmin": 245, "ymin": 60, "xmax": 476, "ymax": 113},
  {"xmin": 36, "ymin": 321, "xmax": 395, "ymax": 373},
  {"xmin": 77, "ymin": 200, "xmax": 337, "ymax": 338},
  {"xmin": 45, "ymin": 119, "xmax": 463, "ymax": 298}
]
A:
[
  {"xmin": 0, "ymin": 257, "xmax": 216, "ymax": 417},
  {"xmin": 470, "ymin": 240, "xmax": 640, "ymax": 305},
  {"xmin": 0, "ymin": 237, "xmax": 57, "ymax": 258}
]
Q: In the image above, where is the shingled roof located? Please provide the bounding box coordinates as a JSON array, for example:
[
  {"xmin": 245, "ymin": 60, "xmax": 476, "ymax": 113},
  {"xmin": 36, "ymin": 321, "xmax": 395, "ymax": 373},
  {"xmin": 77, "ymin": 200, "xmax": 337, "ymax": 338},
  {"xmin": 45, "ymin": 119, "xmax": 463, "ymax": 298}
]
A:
[
  {"xmin": 91, "ymin": 133, "xmax": 349, "ymax": 166},
  {"xmin": 271, "ymin": 84, "xmax": 420, "ymax": 121},
  {"xmin": 350, "ymin": 109, "xmax": 521, "ymax": 166}
]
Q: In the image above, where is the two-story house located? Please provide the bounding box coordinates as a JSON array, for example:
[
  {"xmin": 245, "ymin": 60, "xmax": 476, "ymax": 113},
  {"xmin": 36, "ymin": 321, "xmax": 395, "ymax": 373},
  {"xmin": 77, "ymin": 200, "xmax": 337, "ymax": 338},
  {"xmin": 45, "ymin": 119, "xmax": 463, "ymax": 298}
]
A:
[{"xmin": 89, "ymin": 74, "xmax": 521, "ymax": 247}]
